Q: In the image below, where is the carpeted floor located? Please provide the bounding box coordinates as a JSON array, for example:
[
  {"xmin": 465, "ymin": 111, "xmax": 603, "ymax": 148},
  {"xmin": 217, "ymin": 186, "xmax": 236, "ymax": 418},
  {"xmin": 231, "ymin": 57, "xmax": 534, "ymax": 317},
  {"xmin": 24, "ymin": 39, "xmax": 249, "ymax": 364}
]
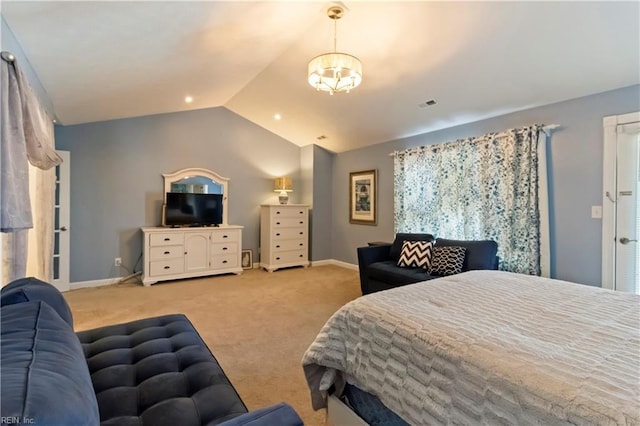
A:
[{"xmin": 63, "ymin": 265, "xmax": 361, "ymax": 426}]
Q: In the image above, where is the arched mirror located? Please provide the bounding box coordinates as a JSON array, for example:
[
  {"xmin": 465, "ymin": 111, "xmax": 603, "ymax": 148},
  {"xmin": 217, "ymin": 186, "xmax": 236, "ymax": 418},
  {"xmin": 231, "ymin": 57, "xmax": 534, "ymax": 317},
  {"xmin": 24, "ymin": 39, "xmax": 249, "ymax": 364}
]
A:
[{"xmin": 163, "ymin": 168, "xmax": 229, "ymax": 226}]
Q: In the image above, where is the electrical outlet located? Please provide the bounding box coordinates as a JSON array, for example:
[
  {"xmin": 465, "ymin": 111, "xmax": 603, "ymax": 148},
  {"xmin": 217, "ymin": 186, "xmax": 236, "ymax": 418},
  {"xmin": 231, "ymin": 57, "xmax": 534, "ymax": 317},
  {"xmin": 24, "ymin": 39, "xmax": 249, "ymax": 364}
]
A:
[
  {"xmin": 114, "ymin": 257, "xmax": 122, "ymax": 267},
  {"xmin": 591, "ymin": 205, "xmax": 602, "ymax": 219}
]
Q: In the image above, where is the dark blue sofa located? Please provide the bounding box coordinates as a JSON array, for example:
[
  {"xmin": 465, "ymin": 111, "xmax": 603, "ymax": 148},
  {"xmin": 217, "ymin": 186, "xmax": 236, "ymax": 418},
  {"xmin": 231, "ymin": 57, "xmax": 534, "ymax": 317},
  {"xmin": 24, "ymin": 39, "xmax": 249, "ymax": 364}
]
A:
[
  {"xmin": 1, "ymin": 277, "xmax": 303, "ymax": 426},
  {"xmin": 357, "ymin": 233, "xmax": 499, "ymax": 295}
]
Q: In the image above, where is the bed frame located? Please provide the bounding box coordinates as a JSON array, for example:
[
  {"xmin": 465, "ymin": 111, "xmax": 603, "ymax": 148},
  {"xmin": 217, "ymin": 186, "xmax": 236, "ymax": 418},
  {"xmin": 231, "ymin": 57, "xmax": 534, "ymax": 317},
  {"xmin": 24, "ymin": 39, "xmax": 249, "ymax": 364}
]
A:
[{"xmin": 326, "ymin": 395, "xmax": 368, "ymax": 426}]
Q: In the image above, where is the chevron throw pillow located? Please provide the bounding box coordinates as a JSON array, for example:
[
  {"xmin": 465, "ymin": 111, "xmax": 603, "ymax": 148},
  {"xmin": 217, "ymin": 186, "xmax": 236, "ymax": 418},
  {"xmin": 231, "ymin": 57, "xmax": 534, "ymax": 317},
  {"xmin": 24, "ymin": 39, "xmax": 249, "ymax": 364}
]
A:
[
  {"xmin": 397, "ymin": 240, "xmax": 434, "ymax": 269},
  {"xmin": 429, "ymin": 246, "xmax": 467, "ymax": 276}
]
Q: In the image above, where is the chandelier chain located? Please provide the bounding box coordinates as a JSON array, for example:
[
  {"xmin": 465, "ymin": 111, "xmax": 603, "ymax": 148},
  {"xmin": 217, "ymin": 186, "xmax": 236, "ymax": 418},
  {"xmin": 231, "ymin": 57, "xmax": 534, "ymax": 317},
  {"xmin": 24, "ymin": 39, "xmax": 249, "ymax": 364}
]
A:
[{"xmin": 333, "ymin": 17, "xmax": 337, "ymax": 53}]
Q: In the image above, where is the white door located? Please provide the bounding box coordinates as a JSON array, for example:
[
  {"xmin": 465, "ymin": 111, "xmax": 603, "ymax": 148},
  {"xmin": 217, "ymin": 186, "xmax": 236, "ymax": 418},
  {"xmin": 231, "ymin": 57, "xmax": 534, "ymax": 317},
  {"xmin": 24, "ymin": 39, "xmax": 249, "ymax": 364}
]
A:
[
  {"xmin": 53, "ymin": 151, "xmax": 70, "ymax": 291},
  {"xmin": 615, "ymin": 123, "xmax": 640, "ymax": 293}
]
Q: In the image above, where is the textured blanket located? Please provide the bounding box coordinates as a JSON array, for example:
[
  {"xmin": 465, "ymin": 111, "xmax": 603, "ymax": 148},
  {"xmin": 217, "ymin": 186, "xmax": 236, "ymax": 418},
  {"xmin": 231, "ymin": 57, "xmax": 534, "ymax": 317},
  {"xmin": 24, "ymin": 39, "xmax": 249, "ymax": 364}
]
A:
[{"xmin": 302, "ymin": 271, "xmax": 640, "ymax": 425}]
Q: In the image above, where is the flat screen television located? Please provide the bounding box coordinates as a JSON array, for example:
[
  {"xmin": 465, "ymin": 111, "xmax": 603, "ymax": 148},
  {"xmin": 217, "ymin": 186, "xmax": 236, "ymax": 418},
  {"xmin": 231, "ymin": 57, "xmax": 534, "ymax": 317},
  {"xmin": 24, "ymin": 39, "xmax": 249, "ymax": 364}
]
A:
[{"xmin": 164, "ymin": 192, "xmax": 223, "ymax": 227}]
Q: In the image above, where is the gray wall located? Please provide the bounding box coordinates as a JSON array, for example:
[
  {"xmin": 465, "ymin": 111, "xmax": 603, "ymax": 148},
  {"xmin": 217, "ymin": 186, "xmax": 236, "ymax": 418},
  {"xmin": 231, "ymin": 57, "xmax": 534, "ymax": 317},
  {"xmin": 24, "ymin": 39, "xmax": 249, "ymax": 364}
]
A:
[
  {"xmin": 300, "ymin": 144, "xmax": 334, "ymax": 262},
  {"xmin": 310, "ymin": 145, "xmax": 334, "ymax": 261},
  {"xmin": 55, "ymin": 107, "xmax": 301, "ymax": 282},
  {"xmin": 55, "ymin": 84, "xmax": 640, "ymax": 286},
  {"xmin": 331, "ymin": 85, "xmax": 640, "ymax": 286}
]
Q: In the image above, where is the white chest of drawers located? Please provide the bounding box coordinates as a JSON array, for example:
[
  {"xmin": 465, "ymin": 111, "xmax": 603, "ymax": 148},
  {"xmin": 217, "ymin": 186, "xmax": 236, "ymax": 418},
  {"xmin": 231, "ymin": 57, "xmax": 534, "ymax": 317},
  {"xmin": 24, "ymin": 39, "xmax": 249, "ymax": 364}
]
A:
[
  {"xmin": 260, "ymin": 205, "xmax": 309, "ymax": 272},
  {"xmin": 141, "ymin": 225, "xmax": 243, "ymax": 286}
]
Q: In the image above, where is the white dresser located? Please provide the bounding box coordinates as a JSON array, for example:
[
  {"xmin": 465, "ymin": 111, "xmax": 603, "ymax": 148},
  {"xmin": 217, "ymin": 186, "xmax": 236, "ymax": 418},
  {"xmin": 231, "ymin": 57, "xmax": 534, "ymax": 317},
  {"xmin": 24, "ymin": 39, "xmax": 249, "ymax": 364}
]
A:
[
  {"xmin": 141, "ymin": 226, "xmax": 243, "ymax": 286},
  {"xmin": 260, "ymin": 205, "xmax": 309, "ymax": 272}
]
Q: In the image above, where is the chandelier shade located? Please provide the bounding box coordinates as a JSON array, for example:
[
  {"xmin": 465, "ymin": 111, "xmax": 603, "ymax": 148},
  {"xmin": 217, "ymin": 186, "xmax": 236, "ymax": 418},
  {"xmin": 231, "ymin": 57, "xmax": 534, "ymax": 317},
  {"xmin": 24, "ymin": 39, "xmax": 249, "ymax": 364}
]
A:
[
  {"xmin": 308, "ymin": 6, "xmax": 362, "ymax": 95},
  {"xmin": 308, "ymin": 52, "xmax": 362, "ymax": 94}
]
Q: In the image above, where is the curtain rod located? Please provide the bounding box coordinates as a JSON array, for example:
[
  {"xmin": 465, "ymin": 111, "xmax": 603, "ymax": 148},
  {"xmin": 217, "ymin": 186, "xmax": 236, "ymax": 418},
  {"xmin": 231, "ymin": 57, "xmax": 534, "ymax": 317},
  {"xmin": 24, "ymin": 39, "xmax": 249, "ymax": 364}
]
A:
[
  {"xmin": 388, "ymin": 124, "xmax": 560, "ymax": 156},
  {"xmin": 1, "ymin": 51, "xmax": 16, "ymax": 62}
]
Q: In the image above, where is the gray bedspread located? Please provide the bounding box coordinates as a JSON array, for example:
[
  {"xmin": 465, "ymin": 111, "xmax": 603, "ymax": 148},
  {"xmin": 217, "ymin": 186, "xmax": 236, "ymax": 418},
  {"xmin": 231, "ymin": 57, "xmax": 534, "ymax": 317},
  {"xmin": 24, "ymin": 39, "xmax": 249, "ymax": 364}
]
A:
[{"xmin": 302, "ymin": 270, "xmax": 640, "ymax": 425}]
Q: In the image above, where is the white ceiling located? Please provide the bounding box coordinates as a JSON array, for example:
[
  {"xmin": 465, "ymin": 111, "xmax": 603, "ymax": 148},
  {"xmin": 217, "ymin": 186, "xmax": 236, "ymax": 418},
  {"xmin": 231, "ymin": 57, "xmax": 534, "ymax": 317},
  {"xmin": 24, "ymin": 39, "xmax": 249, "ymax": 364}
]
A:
[{"xmin": 2, "ymin": 1, "xmax": 639, "ymax": 153}]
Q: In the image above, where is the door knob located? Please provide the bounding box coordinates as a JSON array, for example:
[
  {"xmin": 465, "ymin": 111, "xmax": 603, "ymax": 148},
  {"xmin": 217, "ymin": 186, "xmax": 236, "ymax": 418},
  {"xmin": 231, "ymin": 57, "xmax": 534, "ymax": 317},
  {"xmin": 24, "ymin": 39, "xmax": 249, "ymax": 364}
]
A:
[
  {"xmin": 60, "ymin": 226, "xmax": 68, "ymax": 232},
  {"xmin": 620, "ymin": 237, "xmax": 637, "ymax": 245}
]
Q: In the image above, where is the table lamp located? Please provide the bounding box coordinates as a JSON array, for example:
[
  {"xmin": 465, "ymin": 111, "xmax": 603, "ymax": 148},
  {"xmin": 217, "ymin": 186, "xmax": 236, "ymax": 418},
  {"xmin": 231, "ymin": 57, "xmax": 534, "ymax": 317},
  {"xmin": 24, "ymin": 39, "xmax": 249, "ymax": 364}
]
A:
[{"xmin": 274, "ymin": 176, "xmax": 293, "ymax": 204}]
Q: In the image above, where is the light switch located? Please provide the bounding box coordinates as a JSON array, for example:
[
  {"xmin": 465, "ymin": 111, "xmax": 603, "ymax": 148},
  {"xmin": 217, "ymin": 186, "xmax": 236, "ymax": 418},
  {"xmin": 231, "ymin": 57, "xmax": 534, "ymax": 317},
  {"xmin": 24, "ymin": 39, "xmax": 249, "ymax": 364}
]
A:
[{"xmin": 591, "ymin": 205, "xmax": 602, "ymax": 219}]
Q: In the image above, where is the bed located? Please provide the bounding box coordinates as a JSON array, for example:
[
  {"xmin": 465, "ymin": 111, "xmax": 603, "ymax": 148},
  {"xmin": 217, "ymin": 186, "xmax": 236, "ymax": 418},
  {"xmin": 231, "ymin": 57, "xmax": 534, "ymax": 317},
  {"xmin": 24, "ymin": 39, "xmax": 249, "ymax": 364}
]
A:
[{"xmin": 302, "ymin": 270, "xmax": 639, "ymax": 425}]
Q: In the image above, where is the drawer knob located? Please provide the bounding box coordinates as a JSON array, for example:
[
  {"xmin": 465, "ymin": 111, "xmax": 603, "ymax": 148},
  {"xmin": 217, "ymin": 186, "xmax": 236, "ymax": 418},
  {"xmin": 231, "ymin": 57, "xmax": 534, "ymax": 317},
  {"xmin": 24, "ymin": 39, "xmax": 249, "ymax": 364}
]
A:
[
  {"xmin": 223, "ymin": 235, "xmax": 228, "ymax": 239},
  {"xmin": 164, "ymin": 238, "xmax": 170, "ymax": 241},
  {"xmin": 276, "ymin": 222, "xmax": 281, "ymax": 225},
  {"xmin": 276, "ymin": 257, "xmax": 281, "ymax": 260},
  {"xmin": 299, "ymin": 221, "xmax": 303, "ymax": 224},
  {"xmin": 276, "ymin": 233, "xmax": 281, "ymax": 236},
  {"xmin": 222, "ymin": 260, "xmax": 228, "ymax": 264},
  {"xmin": 222, "ymin": 247, "xmax": 228, "ymax": 251},
  {"xmin": 164, "ymin": 266, "xmax": 170, "ymax": 270},
  {"xmin": 276, "ymin": 211, "xmax": 281, "ymax": 214},
  {"xmin": 164, "ymin": 251, "xmax": 170, "ymax": 255},
  {"xmin": 299, "ymin": 254, "xmax": 303, "ymax": 258},
  {"xmin": 276, "ymin": 245, "xmax": 281, "ymax": 248},
  {"xmin": 299, "ymin": 243, "xmax": 303, "ymax": 246},
  {"xmin": 299, "ymin": 232, "xmax": 303, "ymax": 235},
  {"xmin": 299, "ymin": 211, "xmax": 303, "ymax": 214}
]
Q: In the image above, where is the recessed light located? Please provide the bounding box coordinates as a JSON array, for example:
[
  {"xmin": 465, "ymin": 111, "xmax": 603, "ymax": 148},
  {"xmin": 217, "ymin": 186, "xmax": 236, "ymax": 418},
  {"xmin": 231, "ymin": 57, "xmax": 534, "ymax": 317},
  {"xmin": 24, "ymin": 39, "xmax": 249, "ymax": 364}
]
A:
[
  {"xmin": 185, "ymin": 96, "xmax": 193, "ymax": 103},
  {"xmin": 274, "ymin": 113, "xmax": 282, "ymax": 120}
]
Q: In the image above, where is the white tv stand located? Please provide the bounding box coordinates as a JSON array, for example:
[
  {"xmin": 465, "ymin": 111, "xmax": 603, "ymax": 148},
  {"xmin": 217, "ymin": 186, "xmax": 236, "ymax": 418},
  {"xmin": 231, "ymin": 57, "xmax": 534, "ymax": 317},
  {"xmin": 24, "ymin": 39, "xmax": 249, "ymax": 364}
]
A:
[{"xmin": 141, "ymin": 225, "xmax": 243, "ymax": 286}]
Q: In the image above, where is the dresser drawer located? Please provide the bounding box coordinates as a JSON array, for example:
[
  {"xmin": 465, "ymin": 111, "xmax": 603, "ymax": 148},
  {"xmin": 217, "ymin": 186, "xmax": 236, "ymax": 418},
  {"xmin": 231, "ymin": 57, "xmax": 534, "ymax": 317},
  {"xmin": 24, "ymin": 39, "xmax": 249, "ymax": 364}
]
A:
[
  {"xmin": 273, "ymin": 240, "xmax": 306, "ymax": 252},
  {"xmin": 149, "ymin": 258, "xmax": 184, "ymax": 276},
  {"xmin": 150, "ymin": 233, "xmax": 184, "ymax": 246},
  {"xmin": 272, "ymin": 250, "xmax": 307, "ymax": 264},
  {"xmin": 272, "ymin": 217, "xmax": 307, "ymax": 228},
  {"xmin": 211, "ymin": 254, "xmax": 239, "ymax": 269},
  {"xmin": 273, "ymin": 228, "xmax": 306, "ymax": 240},
  {"xmin": 149, "ymin": 245, "xmax": 183, "ymax": 260},
  {"xmin": 270, "ymin": 207, "xmax": 307, "ymax": 218},
  {"xmin": 211, "ymin": 230, "xmax": 240, "ymax": 243},
  {"xmin": 211, "ymin": 242, "xmax": 238, "ymax": 256}
]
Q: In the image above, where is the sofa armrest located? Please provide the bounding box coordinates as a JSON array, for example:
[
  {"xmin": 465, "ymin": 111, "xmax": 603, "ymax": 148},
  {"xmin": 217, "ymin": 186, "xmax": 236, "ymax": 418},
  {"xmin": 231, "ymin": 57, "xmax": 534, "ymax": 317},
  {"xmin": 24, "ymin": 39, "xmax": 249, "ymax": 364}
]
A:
[
  {"xmin": 357, "ymin": 244, "xmax": 392, "ymax": 267},
  {"xmin": 218, "ymin": 403, "xmax": 303, "ymax": 426},
  {"xmin": 1, "ymin": 277, "xmax": 74, "ymax": 326},
  {"xmin": 357, "ymin": 244, "xmax": 393, "ymax": 295}
]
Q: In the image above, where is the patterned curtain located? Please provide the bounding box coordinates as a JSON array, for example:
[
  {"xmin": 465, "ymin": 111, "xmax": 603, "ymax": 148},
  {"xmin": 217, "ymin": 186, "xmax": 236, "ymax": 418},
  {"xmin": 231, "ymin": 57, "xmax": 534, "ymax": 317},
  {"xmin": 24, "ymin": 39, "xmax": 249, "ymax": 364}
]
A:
[{"xmin": 393, "ymin": 125, "xmax": 546, "ymax": 275}]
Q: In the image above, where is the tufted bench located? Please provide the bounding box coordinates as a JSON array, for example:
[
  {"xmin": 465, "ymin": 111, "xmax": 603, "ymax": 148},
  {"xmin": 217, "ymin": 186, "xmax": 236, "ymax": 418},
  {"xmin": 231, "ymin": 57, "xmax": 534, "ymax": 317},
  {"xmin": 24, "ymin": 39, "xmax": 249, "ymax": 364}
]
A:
[
  {"xmin": 77, "ymin": 314, "xmax": 248, "ymax": 425},
  {"xmin": 1, "ymin": 277, "xmax": 303, "ymax": 426}
]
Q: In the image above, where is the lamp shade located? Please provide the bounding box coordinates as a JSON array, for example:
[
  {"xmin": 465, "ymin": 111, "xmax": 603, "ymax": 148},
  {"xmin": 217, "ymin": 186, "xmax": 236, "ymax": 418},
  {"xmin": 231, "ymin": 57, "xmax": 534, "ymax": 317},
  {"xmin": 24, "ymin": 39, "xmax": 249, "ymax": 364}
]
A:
[
  {"xmin": 308, "ymin": 52, "xmax": 362, "ymax": 94},
  {"xmin": 273, "ymin": 177, "xmax": 293, "ymax": 192}
]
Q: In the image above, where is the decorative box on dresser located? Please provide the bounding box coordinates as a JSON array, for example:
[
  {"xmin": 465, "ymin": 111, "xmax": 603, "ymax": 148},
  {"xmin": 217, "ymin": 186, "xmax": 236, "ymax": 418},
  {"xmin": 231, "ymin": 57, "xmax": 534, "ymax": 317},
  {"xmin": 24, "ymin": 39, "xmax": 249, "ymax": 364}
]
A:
[
  {"xmin": 141, "ymin": 225, "xmax": 243, "ymax": 286},
  {"xmin": 260, "ymin": 204, "xmax": 309, "ymax": 272}
]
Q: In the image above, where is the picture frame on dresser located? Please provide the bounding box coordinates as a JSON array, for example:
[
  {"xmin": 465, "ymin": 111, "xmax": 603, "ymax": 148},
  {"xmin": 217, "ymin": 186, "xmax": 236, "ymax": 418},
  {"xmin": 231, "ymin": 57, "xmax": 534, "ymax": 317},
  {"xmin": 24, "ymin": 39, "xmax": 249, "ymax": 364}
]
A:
[{"xmin": 349, "ymin": 169, "xmax": 377, "ymax": 225}]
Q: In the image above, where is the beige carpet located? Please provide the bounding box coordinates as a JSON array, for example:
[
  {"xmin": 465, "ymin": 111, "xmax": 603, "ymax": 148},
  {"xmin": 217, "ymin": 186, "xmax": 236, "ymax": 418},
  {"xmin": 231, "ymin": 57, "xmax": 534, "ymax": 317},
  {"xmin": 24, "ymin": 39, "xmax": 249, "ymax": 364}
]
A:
[{"xmin": 64, "ymin": 265, "xmax": 361, "ymax": 426}]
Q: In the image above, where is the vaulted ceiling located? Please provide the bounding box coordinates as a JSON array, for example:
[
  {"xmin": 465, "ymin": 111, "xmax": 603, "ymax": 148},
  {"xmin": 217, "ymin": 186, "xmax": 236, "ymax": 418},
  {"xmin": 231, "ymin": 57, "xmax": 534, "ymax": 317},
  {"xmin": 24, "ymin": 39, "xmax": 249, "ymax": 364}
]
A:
[{"xmin": 2, "ymin": 1, "xmax": 639, "ymax": 153}]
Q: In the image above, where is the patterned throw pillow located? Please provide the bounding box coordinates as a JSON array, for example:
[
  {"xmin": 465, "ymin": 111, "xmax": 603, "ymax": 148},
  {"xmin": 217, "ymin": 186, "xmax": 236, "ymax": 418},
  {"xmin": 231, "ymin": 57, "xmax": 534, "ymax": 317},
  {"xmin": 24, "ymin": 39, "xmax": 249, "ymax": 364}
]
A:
[
  {"xmin": 397, "ymin": 240, "xmax": 434, "ymax": 269},
  {"xmin": 429, "ymin": 246, "xmax": 466, "ymax": 276}
]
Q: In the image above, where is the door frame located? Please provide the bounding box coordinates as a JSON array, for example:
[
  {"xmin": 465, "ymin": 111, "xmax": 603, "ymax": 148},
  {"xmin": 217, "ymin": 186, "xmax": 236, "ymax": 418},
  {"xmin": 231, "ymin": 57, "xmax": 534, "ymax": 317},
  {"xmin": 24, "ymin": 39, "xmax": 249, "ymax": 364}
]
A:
[
  {"xmin": 602, "ymin": 111, "xmax": 640, "ymax": 290},
  {"xmin": 53, "ymin": 150, "xmax": 70, "ymax": 291}
]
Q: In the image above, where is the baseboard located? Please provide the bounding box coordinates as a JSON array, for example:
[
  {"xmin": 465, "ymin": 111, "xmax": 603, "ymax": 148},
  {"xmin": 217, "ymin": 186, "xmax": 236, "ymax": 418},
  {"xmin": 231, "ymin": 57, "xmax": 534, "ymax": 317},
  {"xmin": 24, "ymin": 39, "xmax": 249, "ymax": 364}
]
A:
[
  {"xmin": 69, "ymin": 277, "xmax": 121, "ymax": 290},
  {"xmin": 68, "ymin": 261, "xmax": 356, "ymax": 291},
  {"xmin": 311, "ymin": 259, "xmax": 358, "ymax": 270}
]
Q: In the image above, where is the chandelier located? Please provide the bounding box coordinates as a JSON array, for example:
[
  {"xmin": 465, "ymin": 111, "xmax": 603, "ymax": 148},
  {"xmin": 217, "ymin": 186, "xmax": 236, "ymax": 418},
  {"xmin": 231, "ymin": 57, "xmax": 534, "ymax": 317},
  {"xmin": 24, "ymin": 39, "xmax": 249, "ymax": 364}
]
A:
[{"xmin": 308, "ymin": 6, "xmax": 362, "ymax": 95}]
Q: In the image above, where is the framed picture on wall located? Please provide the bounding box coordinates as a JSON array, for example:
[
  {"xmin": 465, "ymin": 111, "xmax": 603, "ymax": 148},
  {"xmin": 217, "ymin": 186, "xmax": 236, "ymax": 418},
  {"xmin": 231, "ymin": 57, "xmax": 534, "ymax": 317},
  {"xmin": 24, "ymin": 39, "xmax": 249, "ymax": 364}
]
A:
[{"xmin": 349, "ymin": 169, "xmax": 377, "ymax": 225}]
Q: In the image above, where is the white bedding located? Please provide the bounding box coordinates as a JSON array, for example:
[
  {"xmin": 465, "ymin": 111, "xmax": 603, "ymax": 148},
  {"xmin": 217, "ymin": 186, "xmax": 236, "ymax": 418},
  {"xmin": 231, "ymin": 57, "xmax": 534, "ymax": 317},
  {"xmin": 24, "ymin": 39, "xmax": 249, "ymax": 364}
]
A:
[{"xmin": 302, "ymin": 270, "xmax": 640, "ymax": 425}]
